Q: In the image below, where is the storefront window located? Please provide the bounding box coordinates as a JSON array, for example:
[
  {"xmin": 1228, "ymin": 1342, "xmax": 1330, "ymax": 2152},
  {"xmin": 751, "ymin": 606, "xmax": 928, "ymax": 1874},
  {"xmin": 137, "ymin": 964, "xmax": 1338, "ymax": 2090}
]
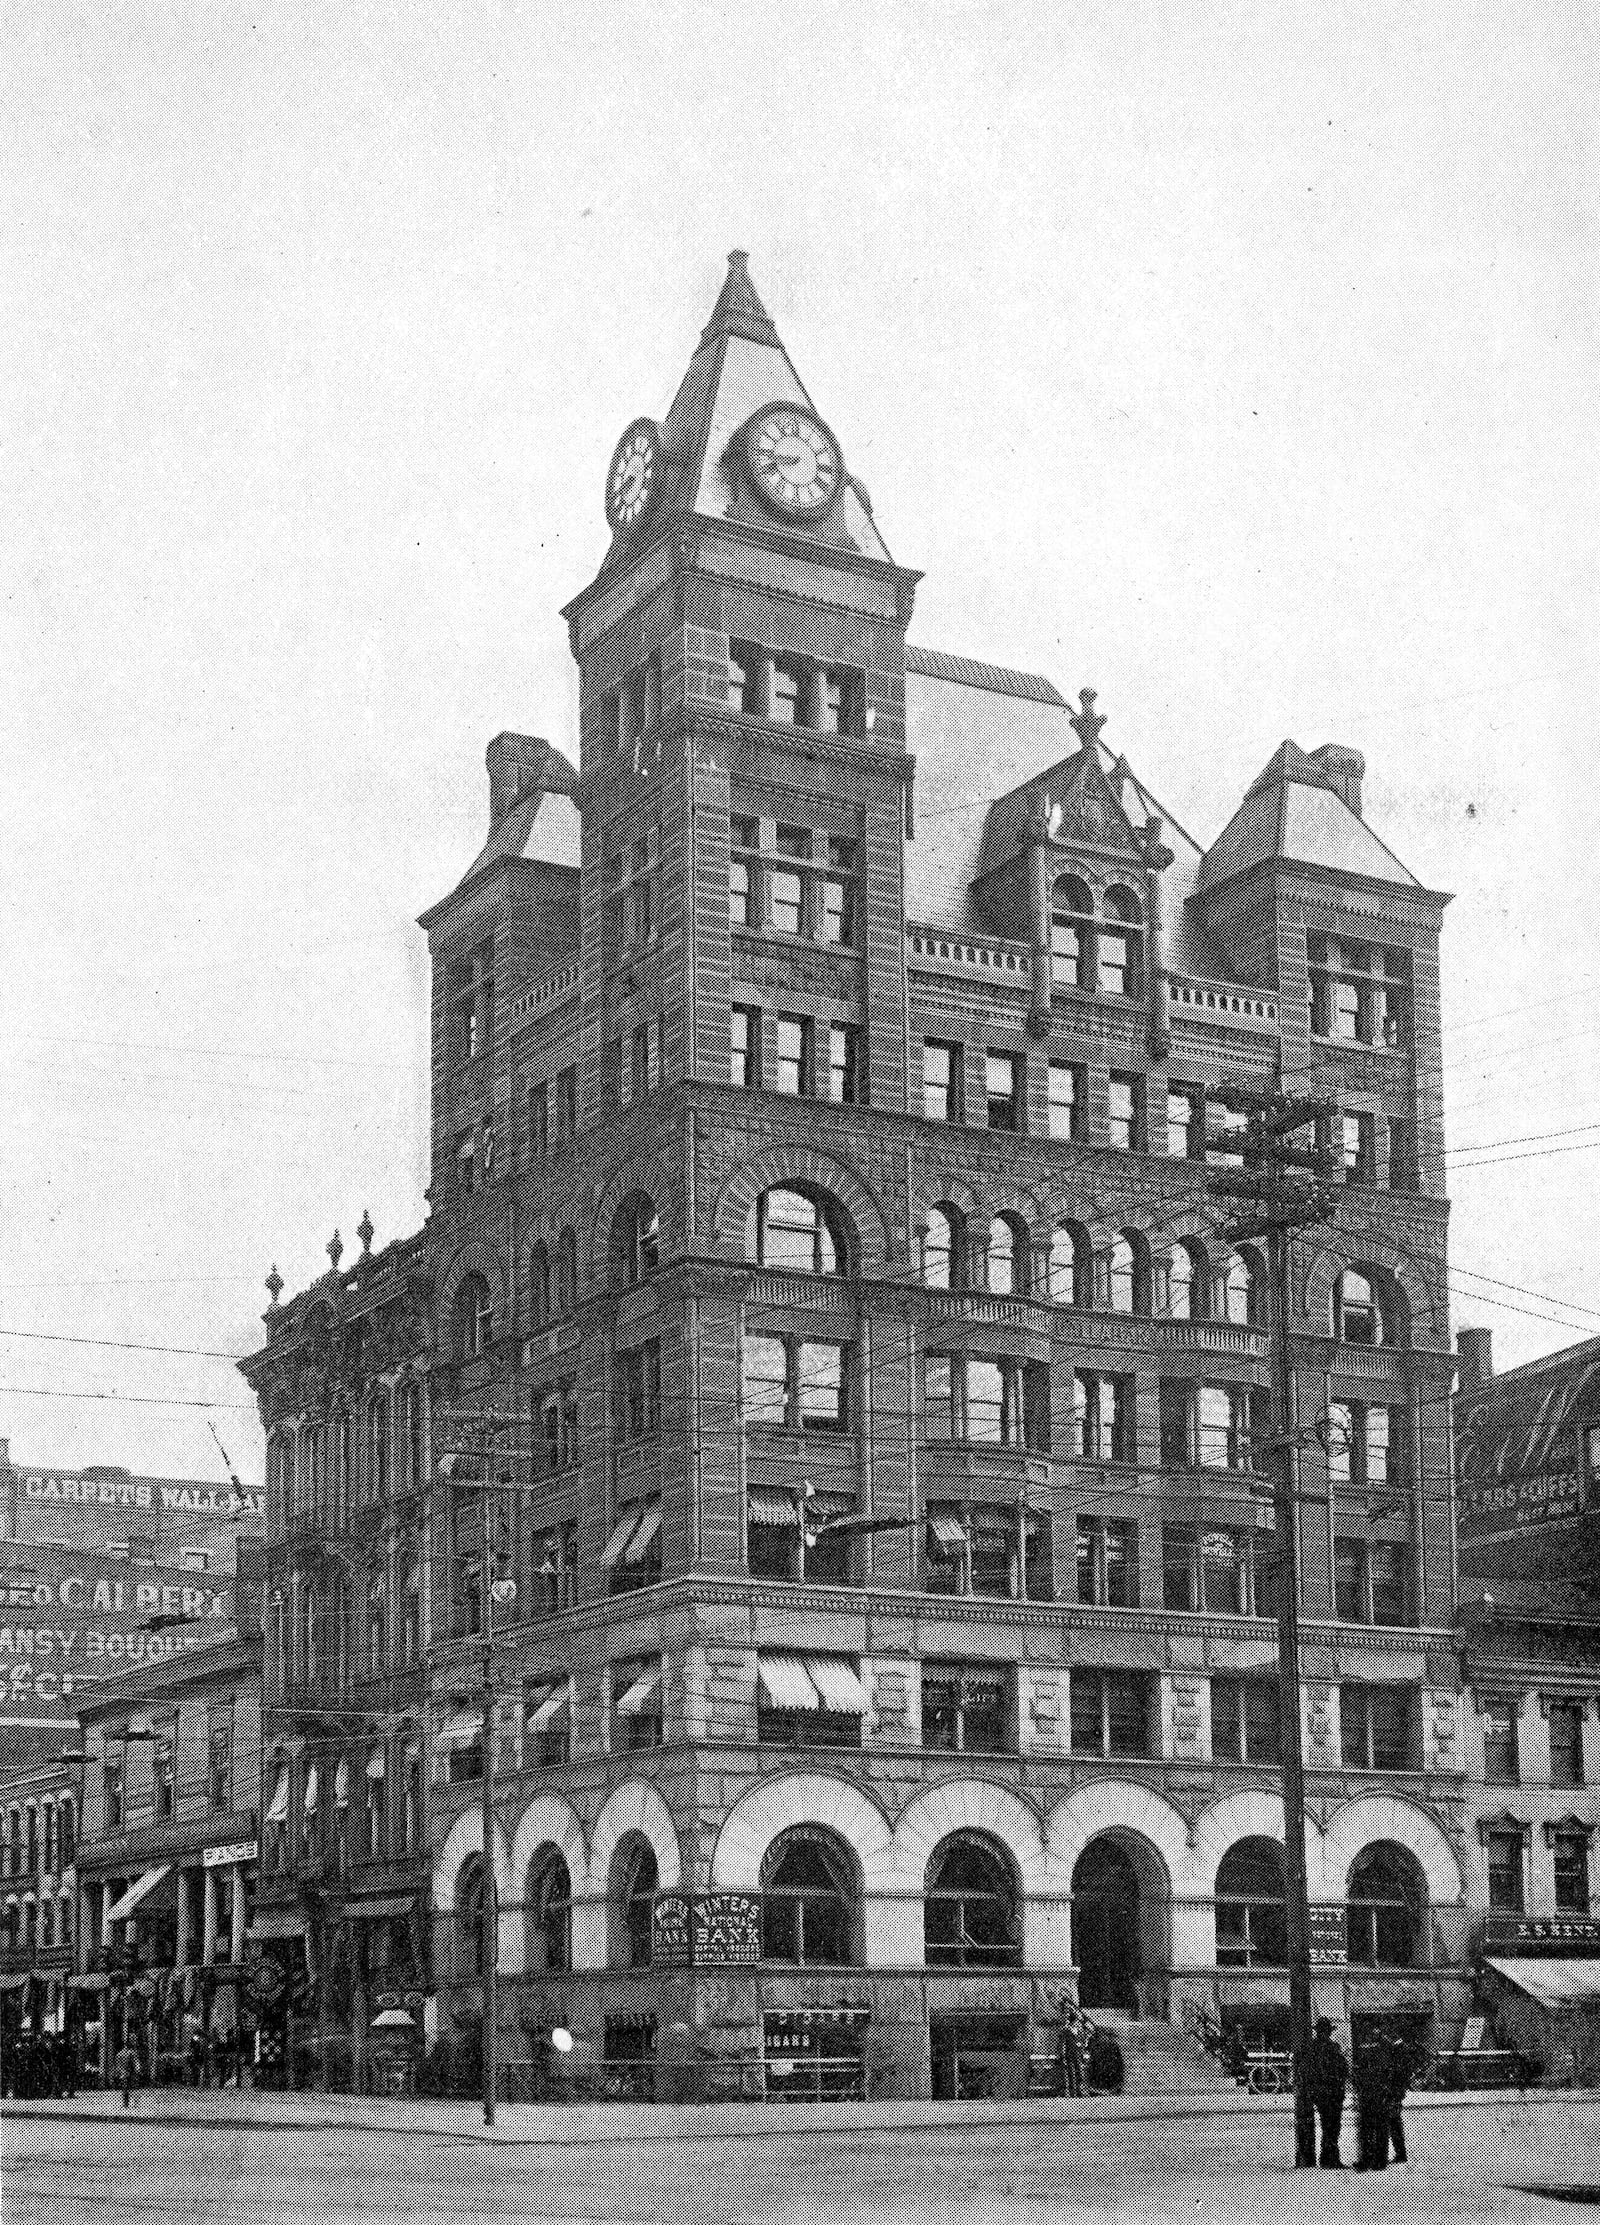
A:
[
  {"xmin": 1215, "ymin": 1839, "xmax": 1286, "ymax": 1967},
  {"xmin": 924, "ymin": 1834, "xmax": 1019, "ymax": 1967}
]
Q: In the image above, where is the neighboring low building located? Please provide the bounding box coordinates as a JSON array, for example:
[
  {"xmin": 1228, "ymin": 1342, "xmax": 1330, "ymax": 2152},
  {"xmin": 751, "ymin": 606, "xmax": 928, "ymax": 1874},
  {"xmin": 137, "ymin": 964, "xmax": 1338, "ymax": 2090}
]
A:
[
  {"xmin": 0, "ymin": 1753, "xmax": 78, "ymax": 2063},
  {"xmin": 1455, "ymin": 1328, "xmax": 1600, "ymax": 1590},
  {"xmin": 1456, "ymin": 1578, "xmax": 1600, "ymax": 2080},
  {"xmin": 73, "ymin": 1615, "xmax": 262, "ymax": 2085}
]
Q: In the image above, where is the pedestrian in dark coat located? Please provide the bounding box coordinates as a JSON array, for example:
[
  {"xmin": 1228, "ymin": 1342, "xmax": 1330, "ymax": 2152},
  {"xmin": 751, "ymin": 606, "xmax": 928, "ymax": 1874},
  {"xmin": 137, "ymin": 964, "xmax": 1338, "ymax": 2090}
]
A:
[
  {"xmin": 114, "ymin": 2039, "xmax": 138, "ymax": 2109},
  {"xmin": 1058, "ymin": 2012, "xmax": 1084, "ymax": 2098},
  {"xmin": 1352, "ymin": 2041, "xmax": 1390, "ymax": 2171},
  {"xmin": 1304, "ymin": 2017, "xmax": 1348, "ymax": 2167},
  {"xmin": 1384, "ymin": 2033, "xmax": 1413, "ymax": 2164}
]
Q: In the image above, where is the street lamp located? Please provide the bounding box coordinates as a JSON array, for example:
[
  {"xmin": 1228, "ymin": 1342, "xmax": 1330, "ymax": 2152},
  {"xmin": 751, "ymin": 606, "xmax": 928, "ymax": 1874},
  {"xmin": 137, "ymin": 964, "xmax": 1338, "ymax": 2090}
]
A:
[{"xmin": 436, "ymin": 1410, "xmax": 531, "ymax": 2129}]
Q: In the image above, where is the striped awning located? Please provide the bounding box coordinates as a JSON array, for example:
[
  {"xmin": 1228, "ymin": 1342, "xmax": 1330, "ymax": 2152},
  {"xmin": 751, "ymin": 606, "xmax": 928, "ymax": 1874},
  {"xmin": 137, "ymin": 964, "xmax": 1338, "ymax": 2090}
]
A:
[
  {"xmin": 302, "ymin": 1765, "xmax": 318, "ymax": 1815},
  {"xmin": 526, "ymin": 1684, "xmax": 569, "ymax": 1733},
  {"xmin": 615, "ymin": 1668, "xmax": 660, "ymax": 1718},
  {"xmin": 599, "ymin": 1507, "xmax": 642, "ymax": 1569},
  {"xmin": 264, "ymin": 1767, "xmax": 290, "ymax": 1826},
  {"xmin": 758, "ymin": 1654, "xmax": 819, "ymax": 1712},
  {"xmin": 106, "ymin": 1866, "xmax": 172, "ymax": 1925},
  {"xmin": 748, "ymin": 1486, "xmax": 800, "ymax": 1529},
  {"xmin": 806, "ymin": 1657, "xmax": 868, "ymax": 1716},
  {"xmin": 623, "ymin": 1501, "xmax": 662, "ymax": 1565},
  {"xmin": 928, "ymin": 1513, "xmax": 968, "ymax": 1552},
  {"xmin": 435, "ymin": 1713, "xmax": 481, "ymax": 1752},
  {"xmin": 366, "ymin": 1747, "xmax": 387, "ymax": 1780},
  {"xmin": 334, "ymin": 1760, "xmax": 351, "ymax": 1808}
]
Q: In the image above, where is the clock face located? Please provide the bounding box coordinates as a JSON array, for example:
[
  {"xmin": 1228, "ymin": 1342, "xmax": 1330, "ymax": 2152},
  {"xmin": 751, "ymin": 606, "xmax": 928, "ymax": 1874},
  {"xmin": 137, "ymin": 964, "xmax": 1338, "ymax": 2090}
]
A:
[
  {"xmin": 744, "ymin": 405, "xmax": 843, "ymax": 520},
  {"xmin": 606, "ymin": 418, "xmax": 661, "ymax": 531}
]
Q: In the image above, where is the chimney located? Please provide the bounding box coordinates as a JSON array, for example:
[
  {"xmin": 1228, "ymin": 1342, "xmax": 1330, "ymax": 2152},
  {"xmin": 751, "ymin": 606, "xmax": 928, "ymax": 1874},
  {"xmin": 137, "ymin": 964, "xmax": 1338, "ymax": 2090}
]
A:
[
  {"xmin": 1457, "ymin": 1327, "xmax": 1494, "ymax": 1391},
  {"xmin": 1308, "ymin": 744, "xmax": 1364, "ymax": 818},
  {"xmin": 485, "ymin": 732, "xmax": 549, "ymax": 833}
]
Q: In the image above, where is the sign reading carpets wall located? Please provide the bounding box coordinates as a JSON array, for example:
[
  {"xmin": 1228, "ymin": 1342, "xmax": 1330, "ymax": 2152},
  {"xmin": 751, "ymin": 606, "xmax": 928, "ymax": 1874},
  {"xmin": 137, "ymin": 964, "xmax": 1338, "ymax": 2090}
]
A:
[{"xmin": 650, "ymin": 1891, "xmax": 761, "ymax": 1967}]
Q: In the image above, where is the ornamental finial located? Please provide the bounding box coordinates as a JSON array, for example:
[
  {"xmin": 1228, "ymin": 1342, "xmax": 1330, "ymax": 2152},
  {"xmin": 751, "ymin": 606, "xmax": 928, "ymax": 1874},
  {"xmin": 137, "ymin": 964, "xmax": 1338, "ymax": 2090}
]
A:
[
  {"xmin": 1069, "ymin": 688, "xmax": 1107, "ymax": 750},
  {"xmin": 357, "ymin": 1209, "xmax": 374, "ymax": 1257},
  {"xmin": 326, "ymin": 1230, "xmax": 343, "ymax": 1273}
]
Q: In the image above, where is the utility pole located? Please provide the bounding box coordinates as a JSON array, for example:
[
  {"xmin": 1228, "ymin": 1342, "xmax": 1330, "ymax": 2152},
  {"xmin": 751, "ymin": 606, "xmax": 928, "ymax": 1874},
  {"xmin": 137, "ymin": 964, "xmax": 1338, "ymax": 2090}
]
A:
[
  {"xmin": 1207, "ymin": 1084, "xmax": 1336, "ymax": 2172},
  {"xmin": 437, "ymin": 1409, "xmax": 524, "ymax": 2130}
]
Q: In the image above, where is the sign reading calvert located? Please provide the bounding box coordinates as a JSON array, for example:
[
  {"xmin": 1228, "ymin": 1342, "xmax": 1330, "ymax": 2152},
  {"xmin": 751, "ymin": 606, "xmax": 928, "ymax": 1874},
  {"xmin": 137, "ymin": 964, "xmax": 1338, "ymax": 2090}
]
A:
[{"xmin": 0, "ymin": 1542, "xmax": 235, "ymax": 1722}]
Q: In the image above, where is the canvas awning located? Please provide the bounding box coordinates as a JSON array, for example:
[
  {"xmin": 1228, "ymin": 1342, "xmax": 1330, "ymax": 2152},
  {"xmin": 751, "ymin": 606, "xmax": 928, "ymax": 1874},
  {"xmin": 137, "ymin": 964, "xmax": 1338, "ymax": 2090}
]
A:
[
  {"xmin": 370, "ymin": 2006, "xmax": 415, "ymax": 2030},
  {"xmin": 928, "ymin": 1513, "xmax": 968, "ymax": 1552},
  {"xmin": 302, "ymin": 1765, "xmax": 318, "ymax": 1815},
  {"xmin": 1485, "ymin": 1957, "xmax": 1600, "ymax": 2010},
  {"xmin": 265, "ymin": 1767, "xmax": 290, "ymax": 1826},
  {"xmin": 526, "ymin": 1684, "xmax": 569, "ymax": 1733},
  {"xmin": 624, "ymin": 1501, "xmax": 662, "ymax": 1565},
  {"xmin": 615, "ymin": 1668, "xmax": 660, "ymax": 1718},
  {"xmin": 334, "ymin": 1759, "xmax": 351, "ymax": 1809},
  {"xmin": 347, "ymin": 1896, "xmax": 415, "ymax": 1922},
  {"xmin": 748, "ymin": 1486, "xmax": 800, "ymax": 1529},
  {"xmin": 366, "ymin": 1748, "xmax": 387, "ymax": 1779},
  {"xmin": 106, "ymin": 1866, "xmax": 172, "ymax": 1925},
  {"xmin": 806, "ymin": 1656, "xmax": 868, "ymax": 1715},
  {"xmin": 435, "ymin": 1715, "xmax": 479, "ymax": 1753},
  {"xmin": 599, "ymin": 1507, "xmax": 643, "ymax": 1569},
  {"xmin": 758, "ymin": 1654, "xmax": 819, "ymax": 1712}
]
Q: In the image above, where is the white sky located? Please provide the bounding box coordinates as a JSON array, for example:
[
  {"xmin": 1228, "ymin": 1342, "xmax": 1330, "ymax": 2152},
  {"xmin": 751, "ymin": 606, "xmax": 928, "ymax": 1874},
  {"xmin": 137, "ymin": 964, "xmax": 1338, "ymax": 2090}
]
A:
[{"xmin": 3, "ymin": 4, "xmax": 1597, "ymax": 1490}]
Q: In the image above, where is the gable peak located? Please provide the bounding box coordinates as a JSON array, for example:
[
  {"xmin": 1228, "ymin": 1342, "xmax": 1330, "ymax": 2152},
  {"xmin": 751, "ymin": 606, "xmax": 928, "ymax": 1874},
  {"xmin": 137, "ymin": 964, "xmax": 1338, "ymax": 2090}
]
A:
[{"xmin": 700, "ymin": 248, "xmax": 779, "ymax": 347}]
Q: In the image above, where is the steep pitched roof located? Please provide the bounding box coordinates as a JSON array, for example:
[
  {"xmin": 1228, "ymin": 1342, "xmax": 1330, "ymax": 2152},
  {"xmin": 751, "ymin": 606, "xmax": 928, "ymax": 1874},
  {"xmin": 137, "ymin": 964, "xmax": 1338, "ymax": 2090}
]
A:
[
  {"xmin": 1199, "ymin": 739, "xmax": 1419, "ymax": 892},
  {"xmin": 595, "ymin": 251, "xmax": 891, "ymax": 579},
  {"xmin": 903, "ymin": 658, "xmax": 1229, "ymax": 978}
]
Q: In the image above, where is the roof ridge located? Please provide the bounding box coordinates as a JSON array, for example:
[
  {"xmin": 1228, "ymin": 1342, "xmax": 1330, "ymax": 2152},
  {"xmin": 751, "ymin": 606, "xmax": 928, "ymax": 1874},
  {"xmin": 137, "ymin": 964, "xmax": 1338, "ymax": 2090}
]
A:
[{"xmin": 907, "ymin": 644, "xmax": 1066, "ymax": 708}]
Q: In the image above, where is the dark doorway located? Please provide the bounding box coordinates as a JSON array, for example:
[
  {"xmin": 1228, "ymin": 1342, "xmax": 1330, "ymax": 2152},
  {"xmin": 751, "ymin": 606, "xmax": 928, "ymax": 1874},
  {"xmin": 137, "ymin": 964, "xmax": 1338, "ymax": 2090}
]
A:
[
  {"xmin": 1073, "ymin": 1839, "xmax": 1141, "ymax": 2010},
  {"xmin": 929, "ymin": 2013, "xmax": 1026, "ymax": 2101}
]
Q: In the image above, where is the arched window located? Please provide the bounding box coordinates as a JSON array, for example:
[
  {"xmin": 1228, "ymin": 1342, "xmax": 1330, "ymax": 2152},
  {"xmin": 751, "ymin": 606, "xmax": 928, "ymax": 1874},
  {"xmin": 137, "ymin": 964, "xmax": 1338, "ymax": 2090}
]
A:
[
  {"xmin": 760, "ymin": 1828, "xmax": 858, "ymax": 1965},
  {"xmin": 554, "ymin": 1229, "xmax": 578, "ymax": 1316},
  {"xmin": 987, "ymin": 1213, "xmax": 1031, "ymax": 1297},
  {"xmin": 528, "ymin": 1243, "xmax": 551, "ymax": 1329},
  {"xmin": 1215, "ymin": 1838, "xmax": 1286, "ymax": 1967},
  {"xmin": 922, "ymin": 1204, "xmax": 964, "ymax": 1290},
  {"xmin": 614, "ymin": 1193, "xmax": 661, "ymax": 1289},
  {"xmin": 1347, "ymin": 1842, "xmax": 1424, "ymax": 1968},
  {"xmin": 1048, "ymin": 1221, "xmax": 1092, "ymax": 1307},
  {"xmin": 1051, "ymin": 874, "xmax": 1095, "ymax": 992},
  {"xmin": 1333, "ymin": 1268, "xmax": 1383, "ymax": 1347},
  {"xmin": 1160, "ymin": 1238, "xmax": 1209, "ymax": 1321},
  {"xmin": 526, "ymin": 1848, "xmax": 572, "ymax": 1973},
  {"xmin": 1099, "ymin": 886, "xmax": 1145, "ymax": 998},
  {"xmin": 456, "ymin": 1273, "xmax": 493, "ymax": 1361},
  {"xmin": 1217, "ymin": 1247, "xmax": 1266, "ymax": 1326},
  {"xmin": 924, "ymin": 1833, "xmax": 1020, "ymax": 1968},
  {"xmin": 612, "ymin": 1837, "xmax": 658, "ymax": 1970},
  {"xmin": 366, "ymin": 1569, "xmax": 387, "ymax": 1674},
  {"xmin": 745, "ymin": 1186, "xmax": 842, "ymax": 1277},
  {"xmin": 457, "ymin": 1854, "xmax": 486, "ymax": 1978},
  {"xmin": 1108, "ymin": 1231, "xmax": 1149, "ymax": 1316}
]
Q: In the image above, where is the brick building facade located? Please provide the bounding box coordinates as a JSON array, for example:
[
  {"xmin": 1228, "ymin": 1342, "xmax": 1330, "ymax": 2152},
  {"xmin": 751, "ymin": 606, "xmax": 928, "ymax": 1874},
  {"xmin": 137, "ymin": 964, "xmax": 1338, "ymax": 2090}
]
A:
[{"xmin": 243, "ymin": 252, "xmax": 1468, "ymax": 2097}]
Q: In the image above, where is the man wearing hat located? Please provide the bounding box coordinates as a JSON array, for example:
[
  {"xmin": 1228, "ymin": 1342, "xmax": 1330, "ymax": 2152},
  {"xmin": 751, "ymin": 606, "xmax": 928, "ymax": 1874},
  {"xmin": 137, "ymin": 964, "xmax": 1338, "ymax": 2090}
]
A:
[{"xmin": 1304, "ymin": 2015, "xmax": 1349, "ymax": 2168}]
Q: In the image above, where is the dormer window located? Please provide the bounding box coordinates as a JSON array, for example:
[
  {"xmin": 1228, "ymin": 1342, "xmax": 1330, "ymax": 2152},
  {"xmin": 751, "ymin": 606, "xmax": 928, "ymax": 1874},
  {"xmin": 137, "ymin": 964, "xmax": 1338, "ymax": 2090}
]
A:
[
  {"xmin": 1050, "ymin": 876, "xmax": 1094, "ymax": 992},
  {"xmin": 1098, "ymin": 887, "xmax": 1145, "ymax": 998}
]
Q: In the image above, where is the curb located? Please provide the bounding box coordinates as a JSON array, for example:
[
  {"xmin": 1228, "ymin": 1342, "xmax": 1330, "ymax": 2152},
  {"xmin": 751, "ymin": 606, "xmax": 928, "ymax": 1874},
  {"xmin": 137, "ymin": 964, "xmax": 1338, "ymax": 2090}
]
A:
[{"xmin": 3, "ymin": 2085, "xmax": 1594, "ymax": 2147}]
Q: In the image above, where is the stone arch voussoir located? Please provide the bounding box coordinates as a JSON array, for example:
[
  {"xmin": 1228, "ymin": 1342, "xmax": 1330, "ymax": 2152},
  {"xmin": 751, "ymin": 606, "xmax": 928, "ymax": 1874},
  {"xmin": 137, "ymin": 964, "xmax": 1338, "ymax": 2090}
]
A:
[{"xmin": 709, "ymin": 1771, "xmax": 894, "ymax": 1892}]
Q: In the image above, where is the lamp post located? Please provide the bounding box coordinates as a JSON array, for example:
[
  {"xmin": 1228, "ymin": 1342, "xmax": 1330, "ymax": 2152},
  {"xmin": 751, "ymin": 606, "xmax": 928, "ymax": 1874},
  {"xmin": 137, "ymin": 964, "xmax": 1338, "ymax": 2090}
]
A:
[{"xmin": 437, "ymin": 1410, "xmax": 526, "ymax": 2129}]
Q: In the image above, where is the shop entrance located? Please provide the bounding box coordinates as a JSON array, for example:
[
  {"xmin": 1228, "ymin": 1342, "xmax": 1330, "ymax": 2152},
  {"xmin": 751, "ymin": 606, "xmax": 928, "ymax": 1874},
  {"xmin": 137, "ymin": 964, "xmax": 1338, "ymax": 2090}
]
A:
[
  {"xmin": 763, "ymin": 2010, "xmax": 867, "ymax": 2101},
  {"xmin": 929, "ymin": 2013, "xmax": 1026, "ymax": 2101},
  {"xmin": 1072, "ymin": 1840, "xmax": 1142, "ymax": 2010}
]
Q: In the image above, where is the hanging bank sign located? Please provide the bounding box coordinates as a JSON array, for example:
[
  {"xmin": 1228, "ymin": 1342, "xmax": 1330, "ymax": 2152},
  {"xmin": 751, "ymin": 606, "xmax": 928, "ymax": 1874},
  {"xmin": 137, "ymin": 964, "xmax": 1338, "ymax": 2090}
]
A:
[{"xmin": 0, "ymin": 1543, "xmax": 233, "ymax": 1726}]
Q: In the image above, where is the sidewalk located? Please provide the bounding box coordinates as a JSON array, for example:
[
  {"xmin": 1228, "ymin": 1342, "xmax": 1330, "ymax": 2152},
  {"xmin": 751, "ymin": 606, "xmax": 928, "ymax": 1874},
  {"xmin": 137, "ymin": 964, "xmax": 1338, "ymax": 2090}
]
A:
[{"xmin": 2, "ymin": 2081, "xmax": 1590, "ymax": 2146}]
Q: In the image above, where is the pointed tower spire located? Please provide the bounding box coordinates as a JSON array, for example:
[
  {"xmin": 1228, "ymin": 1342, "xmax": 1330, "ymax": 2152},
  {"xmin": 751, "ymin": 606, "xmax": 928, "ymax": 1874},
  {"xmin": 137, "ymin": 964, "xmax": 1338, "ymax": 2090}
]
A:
[{"xmin": 700, "ymin": 248, "xmax": 779, "ymax": 346}]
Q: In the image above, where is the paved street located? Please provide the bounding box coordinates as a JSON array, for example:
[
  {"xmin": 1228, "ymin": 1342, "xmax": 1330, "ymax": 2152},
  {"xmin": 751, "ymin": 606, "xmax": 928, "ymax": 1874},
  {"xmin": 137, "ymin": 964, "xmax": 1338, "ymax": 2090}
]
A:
[{"xmin": 3, "ymin": 2092, "xmax": 1597, "ymax": 2223}]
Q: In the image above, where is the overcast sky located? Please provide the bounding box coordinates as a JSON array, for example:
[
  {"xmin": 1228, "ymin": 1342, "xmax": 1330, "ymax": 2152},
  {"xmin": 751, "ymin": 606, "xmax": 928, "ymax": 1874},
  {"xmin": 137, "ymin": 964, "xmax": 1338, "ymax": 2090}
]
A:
[{"xmin": 3, "ymin": 4, "xmax": 1596, "ymax": 1490}]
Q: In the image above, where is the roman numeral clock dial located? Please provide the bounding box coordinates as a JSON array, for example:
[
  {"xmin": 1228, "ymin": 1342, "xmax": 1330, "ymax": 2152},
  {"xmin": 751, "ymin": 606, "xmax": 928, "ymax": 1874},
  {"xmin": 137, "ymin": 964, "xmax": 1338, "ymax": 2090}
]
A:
[
  {"xmin": 605, "ymin": 417, "xmax": 662, "ymax": 531},
  {"xmin": 742, "ymin": 405, "xmax": 844, "ymax": 522}
]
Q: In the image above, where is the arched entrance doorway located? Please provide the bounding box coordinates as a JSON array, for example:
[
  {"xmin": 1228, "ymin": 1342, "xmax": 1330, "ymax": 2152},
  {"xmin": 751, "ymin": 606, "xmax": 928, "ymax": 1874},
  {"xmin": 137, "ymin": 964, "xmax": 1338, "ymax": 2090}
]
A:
[{"xmin": 1072, "ymin": 1840, "xmax": 1141, "ymax": 2010}]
